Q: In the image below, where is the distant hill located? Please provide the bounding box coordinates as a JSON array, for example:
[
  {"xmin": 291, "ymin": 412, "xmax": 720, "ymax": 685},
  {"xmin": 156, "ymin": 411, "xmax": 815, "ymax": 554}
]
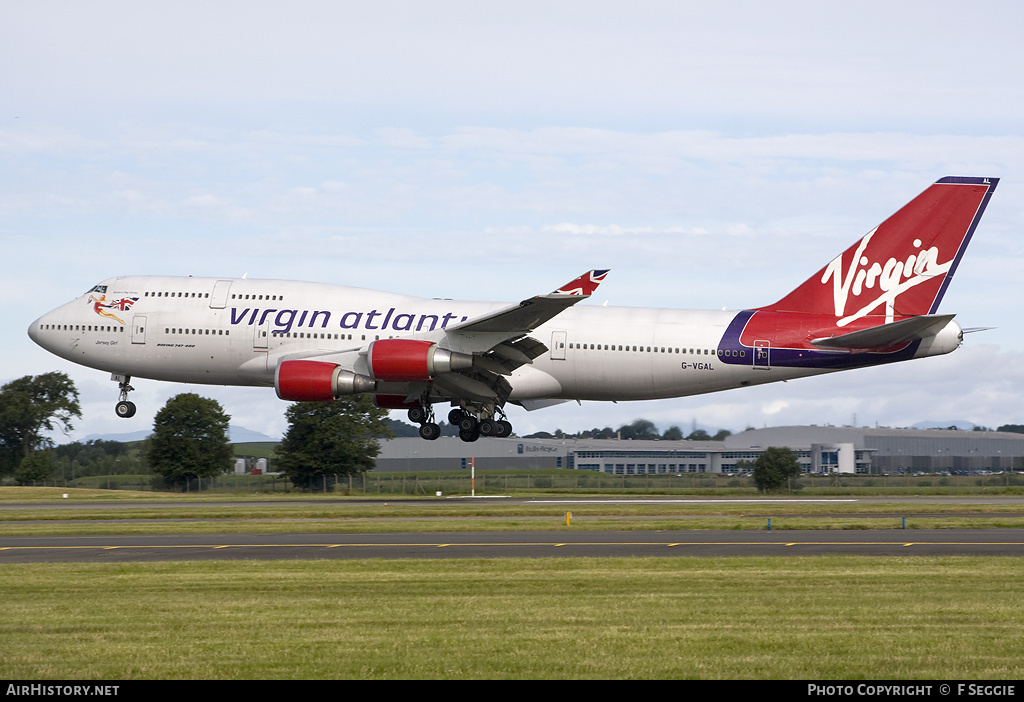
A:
[{"xmin": 80, "ymin": 425, "xmax": 279, "ymax": 444}]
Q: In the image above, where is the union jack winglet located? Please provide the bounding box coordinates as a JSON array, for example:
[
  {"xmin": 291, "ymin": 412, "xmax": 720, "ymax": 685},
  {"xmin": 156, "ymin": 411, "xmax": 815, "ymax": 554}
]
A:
[{"xmin": 553, "ymin": 269, "xmax": 610, "ymax": 296}]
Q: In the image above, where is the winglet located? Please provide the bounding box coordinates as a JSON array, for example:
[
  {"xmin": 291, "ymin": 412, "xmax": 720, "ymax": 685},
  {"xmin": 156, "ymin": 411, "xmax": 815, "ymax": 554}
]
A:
[{"xmin": 552, "ymin": 269, "xmax": 610, "ymax": 296}]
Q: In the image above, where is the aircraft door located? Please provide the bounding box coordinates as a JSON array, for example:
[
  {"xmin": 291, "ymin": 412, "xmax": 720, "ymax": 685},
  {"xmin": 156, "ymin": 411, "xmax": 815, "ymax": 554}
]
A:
[
  {"xmin": 753, "ymin": 340, "xmax": 770, "ymax": 370},
  {"xmin": 131, "ymin": 316, "xmax": 147, "ymax": 345},
  {"xmin": 254, "ymin": 318, "xmax": 269, "ymax": 349},
  {"xmin": 550, "ymin": 331, "xmax": 567, "ymax": 360},
  {"xmin": 209, "ymin": 280, "xmax": 232, "ymax": 309}
]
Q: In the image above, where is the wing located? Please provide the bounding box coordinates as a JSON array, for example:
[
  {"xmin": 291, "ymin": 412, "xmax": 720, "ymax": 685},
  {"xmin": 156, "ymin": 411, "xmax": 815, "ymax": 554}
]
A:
[
  {"xmin": 269, "ymin": 270, "xmax": 609, "ymax": 408},
  {"xmin": 431, "ymin": 269, "xmax": 609, "ymax": 403}
]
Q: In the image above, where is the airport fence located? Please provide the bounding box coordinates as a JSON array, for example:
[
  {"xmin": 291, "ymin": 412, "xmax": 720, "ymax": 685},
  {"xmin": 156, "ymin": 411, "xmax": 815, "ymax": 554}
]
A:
[{"xmin": 15, "ymin": 469, "xmax": 1024, "ymax": 495}]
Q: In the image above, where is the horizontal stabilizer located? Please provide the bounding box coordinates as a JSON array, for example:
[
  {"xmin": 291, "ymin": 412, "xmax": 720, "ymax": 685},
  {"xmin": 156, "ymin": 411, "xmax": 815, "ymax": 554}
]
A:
[{"xmin": 811, "ymin": 314, "xmax": 956, "ymax": 350}]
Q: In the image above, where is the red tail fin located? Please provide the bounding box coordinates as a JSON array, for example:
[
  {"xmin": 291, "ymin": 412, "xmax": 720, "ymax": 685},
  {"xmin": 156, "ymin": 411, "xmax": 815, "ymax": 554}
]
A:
[{"xmin": 760, "ymin": 177, "xmax": 998, "ymax": 327}]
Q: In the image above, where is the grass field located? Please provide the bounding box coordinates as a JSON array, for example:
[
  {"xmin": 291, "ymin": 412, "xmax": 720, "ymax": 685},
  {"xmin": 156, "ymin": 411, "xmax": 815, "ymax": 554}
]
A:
[
  {"xmin": 20, "ymin": 466, "xmax": 1024, "ymax": 496},
  {"xmin": 3, "ymin": 487, "xmax": 1024, "ymax": 679},
  {"xmin": 2, "ymin": 556, "xmax": 1023, "ymax": 679},
  {"xmin": 4, "ymin": 486, "xmax": 1024, "ymax": 536}
]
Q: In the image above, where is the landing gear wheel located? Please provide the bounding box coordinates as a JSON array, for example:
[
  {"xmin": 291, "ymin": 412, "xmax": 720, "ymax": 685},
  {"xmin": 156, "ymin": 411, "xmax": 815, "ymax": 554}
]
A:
[
  {"xmin": 114, "ymin": 375, "xmax": 136, "ymax": 418},
  {"xmin": 458, "ymin": 415, "xmax": 479, "ymax": 433},
  {"xmin": 496, "ymin": 420, "xmax": 513, "ymax": 437},
  {"xmin": 459, "ymin": 427, "xmax": 480, "ymax": 442},
  {"xmin": 407, "ymin": 406, "xmax": 426, "ymax": 424},
  {"xmin": 479, "ymin": 419, "xmax": 497, "ymax": 436},
  {"xmin": 419, "ymin": 422, "xmax": 441, "ymax": 440},
  {"xmin": 448, "ymin": 408, "xmax": 465, "ymax": 425}
]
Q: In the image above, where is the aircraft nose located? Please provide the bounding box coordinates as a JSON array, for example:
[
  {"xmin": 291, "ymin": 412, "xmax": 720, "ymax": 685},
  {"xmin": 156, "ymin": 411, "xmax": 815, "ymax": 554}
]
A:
[
  {"xmin": 27, "ymin": 316, "xmax": 42, "ymax": 345},
  {"xmin": 28, "ymin": 311, "xmax": 56, "ymax": 349}
]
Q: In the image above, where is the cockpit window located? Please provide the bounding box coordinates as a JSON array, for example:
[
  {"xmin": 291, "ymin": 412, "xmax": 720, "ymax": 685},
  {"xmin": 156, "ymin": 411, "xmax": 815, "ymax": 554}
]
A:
[{"xmin": 86, "ymin": 285, "xmax": 107, "ymax": 294}]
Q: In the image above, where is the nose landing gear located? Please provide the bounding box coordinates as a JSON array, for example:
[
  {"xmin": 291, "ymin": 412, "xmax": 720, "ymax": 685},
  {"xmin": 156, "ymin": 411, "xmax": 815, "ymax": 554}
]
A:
[{"xmin": 113, "ymin": 374, "xmax": 136, "ymax": 418}]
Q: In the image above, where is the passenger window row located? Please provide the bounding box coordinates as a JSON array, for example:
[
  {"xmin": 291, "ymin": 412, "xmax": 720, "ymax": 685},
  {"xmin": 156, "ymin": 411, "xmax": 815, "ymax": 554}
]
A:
[
  {"xmin": 272, "ymin": 332, "xmax": 354, "ymax": 340},
  {"xmin": 165, "ymin": 328, "xmax": 230, "ymax": 336},
  {"xmin": 145, "ymin": 292, "xmax": 210, "ymax": 298},
  {"xmin": 39, "ymin": 324, "xmax": 123, "ymax": 332},
  {"xmin": 571, "ymin": 343, "xmax": 745, "ymax": 358},
  {"xmin": 143, "ymin": 291, "xmax": 286, "ymax": 301}
]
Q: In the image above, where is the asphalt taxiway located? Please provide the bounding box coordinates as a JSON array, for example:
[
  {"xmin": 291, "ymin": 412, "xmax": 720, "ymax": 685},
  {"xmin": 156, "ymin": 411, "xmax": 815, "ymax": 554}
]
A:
[
  {"xmin": 4, "ymin": 529, "xmax": 1024, "ymax": 562},
  {"xmin": 5, "ymin": 495, "xmax": 1024, "ymax": 562}
]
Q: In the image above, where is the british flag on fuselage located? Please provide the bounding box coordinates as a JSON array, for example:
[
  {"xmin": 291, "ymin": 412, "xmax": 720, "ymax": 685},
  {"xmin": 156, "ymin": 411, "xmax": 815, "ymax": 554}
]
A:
[
  {"xmin": 88, "ymin": 293, "xmax": 140, "ymax": 325},
  {"xmin": 717, "ymin": 176, "xmax": 998, "ymax": 370}
]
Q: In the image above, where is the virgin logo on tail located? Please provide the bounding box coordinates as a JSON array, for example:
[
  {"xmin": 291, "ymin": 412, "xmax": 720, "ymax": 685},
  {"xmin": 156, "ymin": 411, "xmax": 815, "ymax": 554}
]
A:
[
  {"xmin": 822, "ymin": 230, "xmax": 951, "ymax": 327},
  {"xmin": 759, "ymin": 177, "xmax": 997, "ymax": 327}
]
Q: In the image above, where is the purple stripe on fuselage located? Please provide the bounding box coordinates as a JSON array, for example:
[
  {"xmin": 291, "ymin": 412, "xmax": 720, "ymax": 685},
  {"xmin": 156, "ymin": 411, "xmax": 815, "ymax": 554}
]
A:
[{"xmin": 715, "ymin": 310, "xmax": 921, "ymax": 370}]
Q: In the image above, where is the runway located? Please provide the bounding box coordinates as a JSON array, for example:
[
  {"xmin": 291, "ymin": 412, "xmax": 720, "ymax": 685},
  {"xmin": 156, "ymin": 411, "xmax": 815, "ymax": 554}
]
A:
[
  {"xmin": 4, "ymin": 529, "xmax": 1024, "ymax": 562},
  {"xmin": 3, "ymin": 494, "xmax": 1024, "ymax": 510}
]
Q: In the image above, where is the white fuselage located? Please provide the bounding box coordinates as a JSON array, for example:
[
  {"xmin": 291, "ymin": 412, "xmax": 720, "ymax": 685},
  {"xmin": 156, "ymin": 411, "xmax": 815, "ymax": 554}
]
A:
[{"xmin": 29, "ymin": 274, "xmax": 837, "ymax": 405}]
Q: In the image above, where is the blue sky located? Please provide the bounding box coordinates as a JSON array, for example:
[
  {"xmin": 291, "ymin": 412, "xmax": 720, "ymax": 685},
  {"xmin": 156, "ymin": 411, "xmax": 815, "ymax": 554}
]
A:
[{"xmin": 4, "ymin": 1, "xmax": 1024, "ymax": 440}]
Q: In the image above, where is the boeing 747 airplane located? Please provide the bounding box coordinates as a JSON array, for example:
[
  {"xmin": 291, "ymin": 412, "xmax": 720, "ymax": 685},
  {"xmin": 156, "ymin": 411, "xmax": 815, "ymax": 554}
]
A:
[{"xmin": 29, "ymin": 176, "xmax": 998, "ymax": 441}]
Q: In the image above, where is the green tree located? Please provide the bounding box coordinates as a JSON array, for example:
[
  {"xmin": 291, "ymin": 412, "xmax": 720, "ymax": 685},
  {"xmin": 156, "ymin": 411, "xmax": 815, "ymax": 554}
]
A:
[
  {"xmin": 0, "ymin": 372, "xmax": 81, "ymax": 475},
  {"xmin": 618, "ymin": 418, "xmax": 660, "ymax": 440},
  {"xmin": 662, "ymin": 425, "xmax": 684, "ymax": 441},
  {"xmin": 145, "ymin": 394, "xmax": 232, "ymax": 490},
  {"xmin": 15, "ymin": 450, "xmax": 56, "ymax": 486},
  {"xmin": 752, "ymin": 447, "xmax": 802, "ymax": 492},
  {"xmin": 52, "ymin": 440, "xmax": 140, "ymax": 478},
  {"xmin": 276, "ymin": 396, "xmax": 392, "ymax": 491}
]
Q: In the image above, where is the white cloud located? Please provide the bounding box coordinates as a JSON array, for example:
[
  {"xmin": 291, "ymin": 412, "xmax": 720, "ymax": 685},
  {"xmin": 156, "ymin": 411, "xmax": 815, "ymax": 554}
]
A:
[{"xmin": 762, "ymin": 400, "xmax": 790, "ymax": 416}]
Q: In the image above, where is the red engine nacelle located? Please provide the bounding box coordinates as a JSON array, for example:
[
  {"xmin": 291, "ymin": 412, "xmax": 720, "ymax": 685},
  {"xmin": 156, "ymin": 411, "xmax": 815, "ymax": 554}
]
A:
[
  {"xmin": 366, "ymin": 339, "xmax": 473, "ymax": 382},
  {"xmin": 275, "ymin": 360, "xmax": 376, "ymax": 401}
]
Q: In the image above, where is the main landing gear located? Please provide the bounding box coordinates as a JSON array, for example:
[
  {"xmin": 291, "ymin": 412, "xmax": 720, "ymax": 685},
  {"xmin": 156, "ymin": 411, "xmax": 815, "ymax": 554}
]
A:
[
  {"xmin": 406, "ymin": 403, "xmax": 513, "ymax": 442},
  {"xmin": 448, "ymin": 407, "xmax": 513, "ymax": 442},
  {"xmin": 407, "ymin": 405, "xmax": 441, "ymax": 441},
  {"xmin": 114, "ymin": 375, "xmax": 137, "ymax": 418}
]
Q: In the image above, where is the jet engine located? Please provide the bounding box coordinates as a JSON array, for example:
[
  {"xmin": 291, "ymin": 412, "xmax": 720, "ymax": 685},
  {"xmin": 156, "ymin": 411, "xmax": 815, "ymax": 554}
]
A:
[
  {"xmin": 366, "ymin": 339, "xmax": 473, "ymax": 382},
  {"xmin": 275, "ymin": 360, "xmax": 376, "ymax": 401}
]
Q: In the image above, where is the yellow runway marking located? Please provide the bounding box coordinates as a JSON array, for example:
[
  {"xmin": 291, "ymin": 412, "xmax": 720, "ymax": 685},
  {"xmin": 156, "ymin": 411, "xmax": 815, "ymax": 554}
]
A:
[{"xmin": 4, "ymin": 540, "xmax": 1024, "ymax": 550}]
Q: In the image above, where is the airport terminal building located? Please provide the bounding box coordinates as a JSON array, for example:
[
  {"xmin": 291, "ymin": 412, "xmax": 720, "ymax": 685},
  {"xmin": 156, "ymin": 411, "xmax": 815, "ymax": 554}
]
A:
[{"xmin": 373, "ymin": 426, "xmax": 1024, "ymax": 475}]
